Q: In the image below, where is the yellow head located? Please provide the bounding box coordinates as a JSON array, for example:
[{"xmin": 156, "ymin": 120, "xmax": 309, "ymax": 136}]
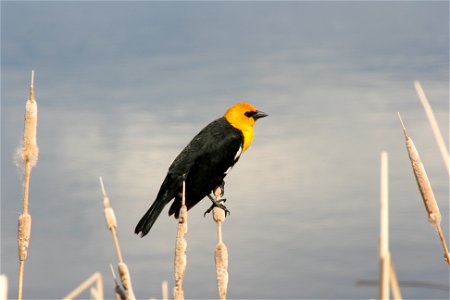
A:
[{"xmin": 224, "ymin": 102, "xmax": 267, "ymax": 152}]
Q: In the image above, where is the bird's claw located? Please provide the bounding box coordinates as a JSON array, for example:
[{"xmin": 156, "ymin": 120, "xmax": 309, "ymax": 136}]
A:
[{"xmin": 204, "ymin": 197, "xmax": 230, "ymax": 217}]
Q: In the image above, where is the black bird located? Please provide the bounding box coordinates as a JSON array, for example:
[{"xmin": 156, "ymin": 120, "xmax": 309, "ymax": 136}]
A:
[{"xmin": 135, "ymin": 102, "xmax": 267, "ymax": 237}]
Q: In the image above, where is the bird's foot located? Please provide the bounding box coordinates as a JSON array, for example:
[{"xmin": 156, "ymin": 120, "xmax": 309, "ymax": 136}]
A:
[{"xmin": 204, "ymin": 194, "xmax": 230, "ymax": 217}]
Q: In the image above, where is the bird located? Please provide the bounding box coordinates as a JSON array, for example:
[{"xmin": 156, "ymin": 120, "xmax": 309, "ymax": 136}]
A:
[{"xmin": 135, "ymin": 102, "xmax": 267, "ymax": 237}]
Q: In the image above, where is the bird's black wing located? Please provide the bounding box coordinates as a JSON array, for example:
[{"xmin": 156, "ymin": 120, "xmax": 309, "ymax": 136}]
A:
[
  {"xmin": 135, "ymin": 117, "xmax": 243, "ymax": 236},
  {"xmin": 168, "ymin": 117, "xmax": 243, "ymax": 216},
  {"xmin": 168, "ymin": 117, "xmax": 243, "ymax": 176}
]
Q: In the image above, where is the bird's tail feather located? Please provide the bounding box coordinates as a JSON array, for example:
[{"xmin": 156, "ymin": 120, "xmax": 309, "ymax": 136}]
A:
[
  {"xmin": 135, "ymin": 175, "xmax": 178, "ymax": 237},
  {"xmin": 134, "ymin": 197, "xmax": 167, "ymax": 237}
]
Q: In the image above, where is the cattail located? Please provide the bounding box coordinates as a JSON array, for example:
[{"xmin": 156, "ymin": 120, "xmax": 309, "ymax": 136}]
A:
[
  {"xmin": 398, "ymin": 113, "xmax": 450, "ymax": 264},
  {"xmin": 17, "ymin": 71, "xmax": 39, "ymax": 300},
  {"xmin": 20, "ymin": 70, "xmax": 39, "ymax": 166},
  {"xmin": 99, "ymin": 177, "xmax": 136, "ymax": 299},
  {"xmin": 173, "ymin": 178, "xmax": 188, "ymax": 300},
  {"xmin": 17, "ymin": 214, "xmax": 32, "ymax": 262},
  {"xmin": 398, "ymin": 113, "xmax": 441, "ymax": 224},
  {"xmin": 212, "ymin": 187, "xmax": 228, "ymax": 300},
  {"xmin": 118, "ymin": 262, "xmax": 136, "ymax": 300}
]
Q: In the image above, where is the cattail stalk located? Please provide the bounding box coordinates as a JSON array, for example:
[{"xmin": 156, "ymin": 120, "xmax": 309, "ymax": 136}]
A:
[
  {"xmin": 17, "ymin": 71, "xmax": 39, "ymax": 300},
  {"xmin": 110, "ymin": 264, "xmax": 126, "ymax": 300},
  {"xmin": 62, "ymin": 272, "xmax": 103, "ymax": 300},
  {"xmin": 99, "ymin": 177, "xmax": 136, "ymax": 299},
  {"xmin": 379, "ymin": 152, "xmax": 390, "ymax": 300},
  {"xmin": 212, "ymin": 186, "xmax": 228, "ymax": 300},
  {"xmin": 0, "ymin": 274, "xmax": 8, "ymax": 300},
  {"xmin": 162, "ymin": 280, "xmax": 169, "ymax": 300},
  {"xmin": 390, "ymin": 260, "xmax": 402, "ymax": 300},
  {"xmin": 173, "ymin": 178, "xmax": 188, "ymax": 300},
  {"xmin": 414, "ymin": 81, "xmax": 450, "ymax": 178},
  {"xmin": 398, "ymin": 113, "xmax": 450, "ymax": 264}
]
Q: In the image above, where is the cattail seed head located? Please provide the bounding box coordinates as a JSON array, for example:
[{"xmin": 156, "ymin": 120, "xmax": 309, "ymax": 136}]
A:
[
  {"xmin": 20, "ymin": 71, "xmax": 39, "ymax": 166},
  {"xmin": 399, "ymin": 113, "xmax": 441, "ymax": 225},
  {"xmin": 215, "ymin": 242, "xmax": 228, "ymax": 300},
  {"xmin": 104, "ymin": 207, "xmax": 117, "ymax": 230},
  {"xmin": 173, "ymin": 286, "xmax": 184, "ymax": 300},
  {"xmin": 118, "ymin": 263, "xmax": 135, "ymax": 300},
  {"xmin": 18, "ymin": 213, "xmax": 32, "ymax": 261},
  {"xmin": 174, "ymin": 220, "xmax": 187, "ymax": 281},
  {"xmin": 213, "ymin": 206, "xmax": 226, "ymax": 223},
  {"xmin": 173, "ymin": 202, "xmax": 187, "ymax": 300},
  {"xmin": 407, "ymin": 137, "xmax": 441, "ymax": 224}
]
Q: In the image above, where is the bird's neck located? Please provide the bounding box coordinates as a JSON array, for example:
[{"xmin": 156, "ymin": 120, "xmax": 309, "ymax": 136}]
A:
[{"xmin": 240, "ymin": 126, "xmax": 254, "ymax": 152}]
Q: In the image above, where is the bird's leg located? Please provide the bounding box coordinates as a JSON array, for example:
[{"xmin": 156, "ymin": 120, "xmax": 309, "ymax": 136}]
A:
[
  {"xmin": 203, "ymin": 184, "xmax": 230, "ymax": 217},
  {"xmin": 203, "ymin": 194, "xmax": 229, "ymax": 217},
  {"xmin": 218, "ymin": 181, "xmax": 225, "ymax": 197}
]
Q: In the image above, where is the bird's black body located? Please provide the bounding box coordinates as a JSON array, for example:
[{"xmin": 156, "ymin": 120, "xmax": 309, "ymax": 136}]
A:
[{"xmin": 135, "ymin": 117, "xmax": 243, "ymax": 237}]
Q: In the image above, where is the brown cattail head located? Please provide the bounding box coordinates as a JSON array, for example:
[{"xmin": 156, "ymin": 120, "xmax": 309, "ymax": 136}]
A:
[
  {"xmin": 20, "ymin": 71, "xmax": 39, "ymax": 166},
  {"xmin": 173, "ymin": 181, "xmax": 188, "ymax": 300},
  {"xmin": 213, "ymin": 186, "xmax": 226, "ymax": 223},
  {"xmin": 117, "ymin": 263, "xmax": 136, "ymax": 300},
  {"xmin": 104, "ymin": 207, "xmax": 118, "ymax": 230},
  {"xmin": 213, "ymin": 206, "xmax": 226, "ymax": 223},
  {"xmin": 18, "ymin": 213, "xmax": 32, "ymax": 261},
  {"xmin": 398, "ymin": 113, "xmax": 441, "ymax": 224},
  {"xmin": 215, "ymin": 242, "xmax": 229, "ymax": 300},
  {"xmin": 174, "ymin": 205, "xmax": 188, "ymax": 280},
  {"xmin": 173, "ymin": 286, "xmax": 184, "ymax": 300}
]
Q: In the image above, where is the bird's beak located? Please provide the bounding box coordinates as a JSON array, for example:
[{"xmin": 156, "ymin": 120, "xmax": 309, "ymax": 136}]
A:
[{"xmin": 253, "ymin": 110, "xmax": 268, "ymax": 120}]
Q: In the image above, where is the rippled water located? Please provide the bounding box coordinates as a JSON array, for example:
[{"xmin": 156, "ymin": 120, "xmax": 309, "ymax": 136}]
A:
[{"xmin": 2, "ymin": 2, "xmax": 449, "ymax": 299}]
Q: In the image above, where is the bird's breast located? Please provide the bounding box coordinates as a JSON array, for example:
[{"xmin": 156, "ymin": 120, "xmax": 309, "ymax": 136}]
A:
[{"xmin": 241, "ymin": 127, "xmax": 254, "ymax": 152}]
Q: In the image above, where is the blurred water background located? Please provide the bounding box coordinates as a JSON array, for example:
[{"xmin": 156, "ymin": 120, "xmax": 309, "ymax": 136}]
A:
[{"xmin": 2, "ymin": 2, "xmax": 449, "ymax": 299}]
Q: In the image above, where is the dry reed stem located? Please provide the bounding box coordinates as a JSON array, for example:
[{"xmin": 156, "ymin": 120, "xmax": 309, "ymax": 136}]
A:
[
  {"xmin": 110, "ymin": 264, "xmax": 126, "ymax": 300},
  {"xmin": 390, "ymin": 260, "xmax": 402, "ymax": 300},
  {"xmin": 0, "ymin": 274, "xmax": 8, "ymax": 300},
  {"xmin": 62, "ymin": 272, "xmax": 103, "ymax": 300},
  {"xmin": 435, "ymin": 223, "xmax": 450, "ymax": 264},
  {"xmin": 212, "ymin": 187, "xmax": 228, "ymax": 300},
  {"xmin": 414, "ymin": 81, "xmax": 450, "ymax": 178},
  {"xmin": 379, "ymin": 152, "xmax": 389, "ymax": 300},
  {"xmin": 90, "ymin": 286, "xmax": 101, "ymax": 300},
  {"xmin": 17, "ymin": 71, "xmax": 39, "ymax": 300},
  {"xmin": 398, "ymin": 113, "xmax": 450, "ymax": 265},
  {"xmin": 162, "ymin": 280, "xmax": 169, "ymax": 300},
  {"xmin": 173, "ymin": 179, "xmax": 188, "ymax": 300},
  {"xmin": 99, "ymin": 177, "xmax": 136, "ymax": 299}
]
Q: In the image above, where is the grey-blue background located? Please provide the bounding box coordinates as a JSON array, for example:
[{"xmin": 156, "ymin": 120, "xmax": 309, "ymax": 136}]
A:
[{"xmin": 2, "ymin": 1, "xmax": 449, "ymax": 299}]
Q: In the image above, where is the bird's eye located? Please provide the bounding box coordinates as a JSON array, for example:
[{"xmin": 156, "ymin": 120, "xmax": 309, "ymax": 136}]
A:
[{"xmin": 244, "ymin": 111, "xmax": 256, "ymax": 118}]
